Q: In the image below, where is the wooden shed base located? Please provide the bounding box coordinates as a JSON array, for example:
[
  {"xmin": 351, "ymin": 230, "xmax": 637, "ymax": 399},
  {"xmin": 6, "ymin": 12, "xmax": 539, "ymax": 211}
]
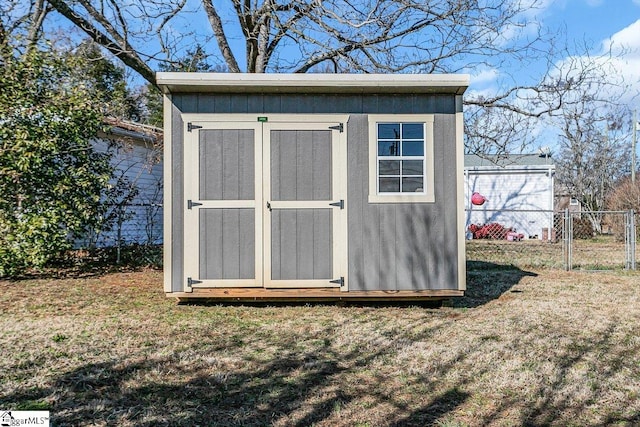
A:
[{"xmin": 168, "ymin": 287, "xmax": 464, "ymax": 303}]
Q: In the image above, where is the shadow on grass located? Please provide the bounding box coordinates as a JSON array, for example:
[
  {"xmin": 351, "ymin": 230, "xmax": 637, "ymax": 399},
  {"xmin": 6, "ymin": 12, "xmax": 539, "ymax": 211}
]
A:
[
  {"xmin": 477, "ymin": 322, "xmax": 640, "ymax": 426},
  {"xmin": 1, "ymin": 324, "xmax": 470, "ymax": 426},
  {"xmin": 457, "ymin": 260, "xmax": 538, "ymax": 308},
  {"xmin": 178, "ymin": 261, "xmax": 534, "ymax": 310},
  {"xmin": 3, "ymin": 266, "xmax": 639, "ymax": 426}
]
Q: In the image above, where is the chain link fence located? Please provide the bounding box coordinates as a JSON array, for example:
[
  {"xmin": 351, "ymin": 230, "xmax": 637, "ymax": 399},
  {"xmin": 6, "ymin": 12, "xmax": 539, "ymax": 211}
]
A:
[
  {"xmin": 74, "ymin": 201, "xmax": 163, "ymax": 266},
  {"xmin": 466, "ymin": 209, "xmax": 638, "ymax": 271}
]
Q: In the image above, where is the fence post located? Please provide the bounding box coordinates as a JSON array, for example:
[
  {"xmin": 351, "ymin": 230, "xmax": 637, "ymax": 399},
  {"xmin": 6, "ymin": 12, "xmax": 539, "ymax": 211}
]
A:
[
  {"xmin": 563, "ymin": 208, "xmax": 572, "ymax": 271},
  {"xmin": 633, "ymin": 210, "xmax": 637, "ymax": 270},
  {"xmin": 116, "ymin": 210, "xmax": 123, "ymax": 264},
  {"xmin": 628, "ymin": 210, "xmax": 637, "ymax": 270},
  {"xmin": 625, "ymin": 210, "xmax": 629, "ymax": 270}
]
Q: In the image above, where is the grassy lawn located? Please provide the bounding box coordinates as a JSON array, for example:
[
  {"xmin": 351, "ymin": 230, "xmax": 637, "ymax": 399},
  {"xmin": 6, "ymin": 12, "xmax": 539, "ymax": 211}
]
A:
[{"xmin": 2, "ymin": 252, "xmax": 640, "ymax": 425}]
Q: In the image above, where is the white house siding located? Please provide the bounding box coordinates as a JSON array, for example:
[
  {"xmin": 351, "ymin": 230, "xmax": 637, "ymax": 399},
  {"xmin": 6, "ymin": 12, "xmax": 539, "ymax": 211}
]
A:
[
  {"xmin": 464, "ymin": 161, "xmax": 555, "ymax": 240},
  {"xmin": 76, "ymin": 131, "xmax": 163, "ymax": 248}
]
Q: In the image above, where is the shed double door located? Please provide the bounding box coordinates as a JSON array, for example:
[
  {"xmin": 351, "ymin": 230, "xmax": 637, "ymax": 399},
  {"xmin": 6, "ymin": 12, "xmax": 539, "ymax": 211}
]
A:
[{"xmin": 183, "ymin": 116, "xmax": 347, "ymax": 292}]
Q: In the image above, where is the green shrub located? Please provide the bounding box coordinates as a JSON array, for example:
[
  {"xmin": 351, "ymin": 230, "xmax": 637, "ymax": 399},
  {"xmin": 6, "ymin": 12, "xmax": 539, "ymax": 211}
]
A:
[{"xmin": 0, "ymin": 46, "xmax": 112, "ymax": 276}]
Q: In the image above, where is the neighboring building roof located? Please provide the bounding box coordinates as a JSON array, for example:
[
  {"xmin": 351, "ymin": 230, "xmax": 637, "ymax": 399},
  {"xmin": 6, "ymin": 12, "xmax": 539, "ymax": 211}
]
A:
[
  {"xmin": 156, "ymin": 72, "xmax": 470, "ymax": 95},
  {"xmin": 465, "ymin": 154, "xmax": 554, "ymax": 169},
  {"xmin": 102, "ymin": 117, "xmax": 163, "ymax": 146}
]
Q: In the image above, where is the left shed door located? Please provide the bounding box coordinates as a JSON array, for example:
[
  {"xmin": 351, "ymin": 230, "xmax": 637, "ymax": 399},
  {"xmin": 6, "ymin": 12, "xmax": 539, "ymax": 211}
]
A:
[{"xmin": 183, "ymin": 122, "xmax": 262, "ymax": 291}]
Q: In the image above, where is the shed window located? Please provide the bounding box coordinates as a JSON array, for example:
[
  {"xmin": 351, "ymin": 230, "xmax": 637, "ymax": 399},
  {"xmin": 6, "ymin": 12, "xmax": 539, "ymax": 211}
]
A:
[{"xmin": 368, "ymin": 115, "xmax": 435, "ymax": 203}]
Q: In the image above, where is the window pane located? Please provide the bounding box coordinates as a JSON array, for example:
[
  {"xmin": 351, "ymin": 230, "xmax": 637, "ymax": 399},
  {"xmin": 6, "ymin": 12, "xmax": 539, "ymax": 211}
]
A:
[
  {"xmin": 378, "ymin": 123, "xmax": 400, "ymax": 139},
  {"xmin": 402, "ymin": 160, "xmax": 423, "ymax": 176},
  {"xmin": 379, "ymin": 160, "xmax": 400, "ymax": 175},
  {"xmin": 379, "ymin": 177, "xmax": 400, "ymax": 192},
  {"xmin": 378, "ymin": 141, "xmax": 400, "ymax": 156},
  {"xmin": 402, "ymin": 123, "xmax": 423, "ymax": 139},
  {"xmin": 402, "ymin": 141, "xmax": 424, "ymax": 156},
  {"xmin": 402, "ymin": 177, "xmax": 424, "ymax": 193}
]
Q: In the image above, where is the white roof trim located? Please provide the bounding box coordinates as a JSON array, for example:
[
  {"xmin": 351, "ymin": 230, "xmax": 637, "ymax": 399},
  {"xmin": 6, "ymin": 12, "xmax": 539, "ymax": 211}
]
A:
[
  {"xmin": 156, "ymin": 72, "xmax": 469, "ymax": 95},
  {"xmin": 465, "ymin": 165, "xmax": 555, "ymax": 174}
]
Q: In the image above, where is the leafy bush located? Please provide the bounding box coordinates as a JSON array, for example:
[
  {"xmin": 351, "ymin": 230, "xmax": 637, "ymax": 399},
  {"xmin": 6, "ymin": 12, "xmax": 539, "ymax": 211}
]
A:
[{"xmin": 0, "ymin": 46, "xmax": 112, "ymax": 276}]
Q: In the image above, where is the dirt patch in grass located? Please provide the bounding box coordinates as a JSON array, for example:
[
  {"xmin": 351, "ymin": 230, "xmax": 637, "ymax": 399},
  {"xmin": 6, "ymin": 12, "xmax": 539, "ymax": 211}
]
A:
[{"xmin": 2, "ymin": 268, "xmax": 640, "ymax": 426}]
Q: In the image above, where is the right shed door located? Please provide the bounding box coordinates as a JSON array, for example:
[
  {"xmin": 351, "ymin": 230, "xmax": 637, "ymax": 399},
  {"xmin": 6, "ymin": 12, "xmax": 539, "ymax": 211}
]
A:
[{"xmin": 263, "ymin": 122, "xmax": 347, "ymax": 289}]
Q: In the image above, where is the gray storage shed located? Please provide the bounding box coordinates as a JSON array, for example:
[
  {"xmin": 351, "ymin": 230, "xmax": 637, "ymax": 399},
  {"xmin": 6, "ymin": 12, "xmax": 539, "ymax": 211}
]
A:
[{"xmin": 158, "ymin": 73, "xmax": 469, "ymax": 301}]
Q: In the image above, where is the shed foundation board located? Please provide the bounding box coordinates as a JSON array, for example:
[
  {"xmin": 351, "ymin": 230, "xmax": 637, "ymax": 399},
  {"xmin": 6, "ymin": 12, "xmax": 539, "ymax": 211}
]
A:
[{"xmin": 168, "ymin": 288, "xmax": 464, "ymax": 302}]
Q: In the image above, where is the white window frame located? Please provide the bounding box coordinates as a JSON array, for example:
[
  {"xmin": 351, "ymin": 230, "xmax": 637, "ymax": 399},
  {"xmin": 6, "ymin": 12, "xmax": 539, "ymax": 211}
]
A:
[{"xmin": 368, "ymin": 114, "xmax": 435, "ymax": 203}]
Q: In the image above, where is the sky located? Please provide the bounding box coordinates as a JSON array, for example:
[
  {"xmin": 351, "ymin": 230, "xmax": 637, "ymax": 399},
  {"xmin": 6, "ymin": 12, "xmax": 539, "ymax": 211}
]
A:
[
  {"xmin": 39, "ymin": 0, "xmax": 640, "ymax": 152},
  {"xmin": 41, "ymin": 0, "xmax": 639, "ymax": 105},
  {"xmin": 469, "ymin": 0, "xmax": 640, "ymax": 106}
]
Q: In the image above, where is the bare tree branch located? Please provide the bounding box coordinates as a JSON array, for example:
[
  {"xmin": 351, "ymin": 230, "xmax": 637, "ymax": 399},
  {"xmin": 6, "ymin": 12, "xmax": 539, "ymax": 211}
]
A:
[
  {"xmin": 202, "ymin": 0, "xmax": 241, "ymax": 72},
  {"xmin": 48, "ymin": 0, "xmax": 156, "ymax": 84},
  {"xmin": 26, "ymin": 0, "xmax": 48, "ymax": 50},
  {"xmin": 39, "ymin": 0, "xmax": 632, "ymax": 158},
  {"xmin": 0, "ymin": 0, "xmax": 50, "ymax": 56}
]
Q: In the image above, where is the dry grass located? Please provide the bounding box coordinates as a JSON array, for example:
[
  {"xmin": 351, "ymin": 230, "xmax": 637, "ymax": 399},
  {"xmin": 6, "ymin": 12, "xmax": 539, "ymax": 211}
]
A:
[{"xmin": 1, "ymin": 262, "xmax": 640, "ymax": 426}]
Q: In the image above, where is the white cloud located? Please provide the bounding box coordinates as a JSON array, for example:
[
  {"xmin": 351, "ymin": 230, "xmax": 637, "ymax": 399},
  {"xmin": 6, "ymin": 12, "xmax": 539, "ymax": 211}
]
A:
[
  {"xmin": 599, "ymin": 20, "xmax": 640, "ymax": 103},
  {"xmin": 470, "ymin": 68, "xmax": 500, "ymax": 87},
  {"xmin": 544, "ymin": 20, "xmax": 640, "ymax": 105},
  {"xmin": 603, "ymin": 19, "xmax": 640, "ymax": 53},
  {"xmin": 490, "ymin": 0, "xmax": 556, "ymax": 48}
]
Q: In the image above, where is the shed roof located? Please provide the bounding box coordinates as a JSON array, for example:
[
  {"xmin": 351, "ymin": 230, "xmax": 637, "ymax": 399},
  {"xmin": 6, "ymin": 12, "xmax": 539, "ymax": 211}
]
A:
[{"xmin": 156, "ymin": 72, "xmax": 469, "ymax": 95}]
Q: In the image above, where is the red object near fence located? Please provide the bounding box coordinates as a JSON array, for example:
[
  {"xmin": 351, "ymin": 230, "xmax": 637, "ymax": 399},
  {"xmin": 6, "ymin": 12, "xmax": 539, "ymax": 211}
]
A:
[
  {"xmin": 468, "ymin": 223, "xmax": 524, "ymax": 241},
  {"xmin": 471, "ymin": 192, "xmax": 487, "ymax": 206}
]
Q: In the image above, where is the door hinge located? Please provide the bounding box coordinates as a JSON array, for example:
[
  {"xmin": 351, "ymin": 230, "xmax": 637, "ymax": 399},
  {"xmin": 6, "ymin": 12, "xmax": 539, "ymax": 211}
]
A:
[
  {"xmin": 329, "ymin": 199, "xmax": 344, "ymax": 209},
  {"xmin": 266, "ymin": 201, "xmax": 272, "ymax": 211},
  {"xmin": 187, "ymin": 200, "xmax": 203, "ymax": 209},
  {"xmin": 329, "ymin": 123, "xmax": 344, "ymax": 133},
  {"xmin": 187, "ymin": 277, "xmax": 202, "ymax": 286},
  {"xmin": 187, "ymin": 122, "xmax": 203, "ymax": 132},
  {"xmin": 330, "ymin": 277, "xmax": 344, "ymax": 286}
]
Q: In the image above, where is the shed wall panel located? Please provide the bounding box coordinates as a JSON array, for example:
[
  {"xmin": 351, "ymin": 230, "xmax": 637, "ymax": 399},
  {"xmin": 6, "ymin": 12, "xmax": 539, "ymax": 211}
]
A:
[
  {"xmin": 441, "ymin": 116, "xmax": 460, "ymax": 287},
  {"xmin": 171, "ymin": 94, "xmax": 461, "ymax": 115},
  {"xmin": 378, "ymin": 204, "xmax": 398, "ymax": 287},
  {"xmin": 428, "ymin": 114, "xmax": 457, "ymax": 289},
  {"xmin": 346, "ymin": 114, "xmax": 459, "ymax": 291},
  {"xmin": 171, "ymin": 102, "xmax": 185, "ymax": 292}
]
